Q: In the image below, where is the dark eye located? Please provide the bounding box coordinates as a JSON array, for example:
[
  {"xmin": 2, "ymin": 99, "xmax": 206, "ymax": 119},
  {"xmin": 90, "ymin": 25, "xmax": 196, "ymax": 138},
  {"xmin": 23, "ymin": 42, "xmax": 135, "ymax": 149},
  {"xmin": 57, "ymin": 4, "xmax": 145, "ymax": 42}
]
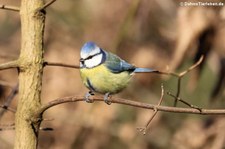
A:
[
  {"xmin": 86, "ymin": 55, "xmax": 94, "ymax": 60},
  {"xmin": 87, "ymin": 52, "xmax": 102, "ymax": 60}
]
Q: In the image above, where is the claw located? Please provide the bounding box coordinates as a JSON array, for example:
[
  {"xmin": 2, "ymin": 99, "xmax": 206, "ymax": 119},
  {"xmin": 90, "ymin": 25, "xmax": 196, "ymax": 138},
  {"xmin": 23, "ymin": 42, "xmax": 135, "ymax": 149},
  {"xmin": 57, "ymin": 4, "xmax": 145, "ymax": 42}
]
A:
[
  {"xmin": 85, "ymin": 91, "xmax": 94, "ymax": 103},
  {"xmin": 104, "ymin": 92, "xmax": 111, "ymax": 105}
]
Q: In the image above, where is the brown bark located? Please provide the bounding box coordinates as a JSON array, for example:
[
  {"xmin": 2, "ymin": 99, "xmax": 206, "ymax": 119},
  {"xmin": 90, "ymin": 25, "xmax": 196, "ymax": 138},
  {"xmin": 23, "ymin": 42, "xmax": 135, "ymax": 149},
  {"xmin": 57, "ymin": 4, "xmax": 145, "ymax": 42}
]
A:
[{"xmin": 14, "ymin": 0, "xmax": 45, "ymax": 148}]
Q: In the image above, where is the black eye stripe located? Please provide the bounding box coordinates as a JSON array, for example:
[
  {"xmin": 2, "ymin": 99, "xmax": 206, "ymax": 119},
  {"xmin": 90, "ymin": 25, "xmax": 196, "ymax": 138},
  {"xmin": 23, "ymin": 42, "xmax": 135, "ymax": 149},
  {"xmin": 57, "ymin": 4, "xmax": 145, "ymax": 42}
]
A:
[
  {"xmin": 80, "ymin": 58, "xmax": 84, "ymax": 62},
  {"xmin": 85, "ymin": 52, "xmax": 101, "ymax": 60}
]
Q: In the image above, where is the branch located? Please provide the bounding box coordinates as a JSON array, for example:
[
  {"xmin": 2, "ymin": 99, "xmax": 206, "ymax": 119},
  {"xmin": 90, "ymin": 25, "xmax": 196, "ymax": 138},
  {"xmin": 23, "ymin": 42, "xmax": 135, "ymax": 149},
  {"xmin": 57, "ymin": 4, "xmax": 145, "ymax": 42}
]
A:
[
  {"xmin": 0, "ymin": 123, "xmax": 15, "ymax": 131},
  {"xmin": 38, "ymin": 0, "xmax": 56, "ymax": 11},
  {"xmin": 0, "ymin": 60, "xmax": 19, "ymax": 71},
  {"xmin": 0, "ymin": 105, "xmax": 16, "ymax": 113},
  {"xmin": 35, "ymin": 95, "xmax": 225, "ymax": 118},
  {"xmin": 39, "ymin": 127, "xmax": 54, "ymax": 131},
  {"xmin": 0, "ymin": 83, "xmax": 18, "ymax": 119},
  {"xmin": 179, "ymin": 55, "xmax": 204, "ymax": 77},
  {"xmin": 0, "ymin": 123, "xmax": 53, "ymax": 131},
  {"xmin": 0, "ymin": 80, "xmax": 14, "ymax": 88},
  {"xmin": 0, "ymin": 4, "xmax": 20, "ymax": 12},
  {"xmin": 43, "ymin": 61, "xmax": 80, "ymax": 69},
  {"xmin": 155, "ymin": 56, "xmax": 204, "ymax": 106},
  {"xmin": 42, "ymin": 56, "xmax": 204, "ymax": 111},
  {"xmin": 155, "ymin": 56, "xmax": 204, "ymax": 77},
  {"xmin": 137, "ymin": 84, "xmax": 165, "ymax": 134},
  {"xmin": 167, "ymin": 92, "xmax": 202, "ymax": 111}
]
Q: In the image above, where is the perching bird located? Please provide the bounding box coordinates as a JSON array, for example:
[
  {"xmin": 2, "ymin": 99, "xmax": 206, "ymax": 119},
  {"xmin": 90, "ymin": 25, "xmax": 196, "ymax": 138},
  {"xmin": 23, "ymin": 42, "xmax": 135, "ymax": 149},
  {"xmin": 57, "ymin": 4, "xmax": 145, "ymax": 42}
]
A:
[{"xmin": 79, "ymin": 42, "xmax": 156, "ymax": 104}]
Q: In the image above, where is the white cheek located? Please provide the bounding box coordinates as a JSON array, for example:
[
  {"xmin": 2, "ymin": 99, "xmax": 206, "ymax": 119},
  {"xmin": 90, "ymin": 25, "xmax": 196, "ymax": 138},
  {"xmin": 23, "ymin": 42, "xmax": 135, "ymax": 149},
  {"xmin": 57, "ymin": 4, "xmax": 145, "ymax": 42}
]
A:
[{"xmin": 85, "ymin": 54, "xmax": 103, "ymax": 68}]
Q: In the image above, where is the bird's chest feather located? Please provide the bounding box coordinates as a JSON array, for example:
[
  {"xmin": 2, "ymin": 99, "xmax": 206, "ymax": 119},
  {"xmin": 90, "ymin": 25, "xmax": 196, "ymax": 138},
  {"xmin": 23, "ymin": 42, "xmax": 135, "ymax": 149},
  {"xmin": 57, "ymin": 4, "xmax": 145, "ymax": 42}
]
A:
[{"xmin": 80, "ymin": 64, "xmax": 132, "ymax": 94}]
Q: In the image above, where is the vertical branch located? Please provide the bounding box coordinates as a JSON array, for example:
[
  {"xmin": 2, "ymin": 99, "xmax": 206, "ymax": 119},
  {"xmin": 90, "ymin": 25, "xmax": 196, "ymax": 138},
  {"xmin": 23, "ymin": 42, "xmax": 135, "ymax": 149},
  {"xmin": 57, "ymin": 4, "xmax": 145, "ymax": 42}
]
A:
[
  {"xmin": 174, "ymin": 77, "xmax": 181, "ymax": 106},
  {"xmin": 14, "ymin": 0, "xmax": 45, "ymax": 149}
]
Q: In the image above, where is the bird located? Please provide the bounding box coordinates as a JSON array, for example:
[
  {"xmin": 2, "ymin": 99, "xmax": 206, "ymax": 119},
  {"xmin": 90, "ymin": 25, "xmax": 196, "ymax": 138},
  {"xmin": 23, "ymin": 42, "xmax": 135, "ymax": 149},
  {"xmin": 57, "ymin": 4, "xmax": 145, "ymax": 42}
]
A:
[{"xmin": 79, "ymin": 41, "xmax": 156, "ymax": 105}]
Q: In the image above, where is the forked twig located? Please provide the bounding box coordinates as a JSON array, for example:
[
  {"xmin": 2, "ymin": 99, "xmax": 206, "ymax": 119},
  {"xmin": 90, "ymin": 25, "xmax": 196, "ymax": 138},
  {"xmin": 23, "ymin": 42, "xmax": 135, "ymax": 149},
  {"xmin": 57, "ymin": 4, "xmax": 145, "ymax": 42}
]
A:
[
  {"xmin": 156, "ymin": 56, "xmax": 204, "ymax": 106},
  {"xmin": 39, "ymin": 0, "xmax": 57, "ymax": 11},
  {"xmin": 137, "ymin": 84, "xmax": 164, "ymax": 135},
  {"xmin": 135, "ymin": 55, "xmax": 202, "ymax": 133}
]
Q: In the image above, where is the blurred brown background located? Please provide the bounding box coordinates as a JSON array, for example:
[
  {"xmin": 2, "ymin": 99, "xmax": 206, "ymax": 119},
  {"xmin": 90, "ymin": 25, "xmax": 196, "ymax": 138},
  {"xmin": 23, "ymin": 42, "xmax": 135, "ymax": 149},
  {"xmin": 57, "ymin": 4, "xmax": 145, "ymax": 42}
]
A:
[{"xmin": 0, "ymin": 0, "xmax": 225, "ymax": 149}]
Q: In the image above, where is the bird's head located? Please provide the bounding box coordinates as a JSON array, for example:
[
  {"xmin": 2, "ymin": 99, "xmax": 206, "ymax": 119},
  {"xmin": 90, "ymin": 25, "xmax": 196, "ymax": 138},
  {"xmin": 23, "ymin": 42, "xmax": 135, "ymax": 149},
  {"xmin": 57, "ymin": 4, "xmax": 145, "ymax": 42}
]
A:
[{"xmin": 80, "ymin": 42, "xmax": 106, "ymax": 68}]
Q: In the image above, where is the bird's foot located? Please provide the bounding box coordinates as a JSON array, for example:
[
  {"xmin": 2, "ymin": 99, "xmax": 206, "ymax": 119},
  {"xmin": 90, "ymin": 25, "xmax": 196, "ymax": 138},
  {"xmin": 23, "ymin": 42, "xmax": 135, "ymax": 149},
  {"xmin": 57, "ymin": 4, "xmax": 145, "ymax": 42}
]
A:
[
  {"xmin": 104, "ymin": 93, "xmax": 111, "ymax": 105},
  {"xmin": 85, "ymin": 91, "xmax": 94, "ymax": 103}
]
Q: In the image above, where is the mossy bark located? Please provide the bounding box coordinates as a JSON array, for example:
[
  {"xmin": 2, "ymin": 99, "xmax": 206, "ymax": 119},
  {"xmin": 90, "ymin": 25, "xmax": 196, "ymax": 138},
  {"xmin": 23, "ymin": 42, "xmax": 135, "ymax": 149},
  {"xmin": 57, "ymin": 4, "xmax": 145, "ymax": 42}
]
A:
[{"xmin": 14, "ymin": 0, "xmax": 45, "ymax": 149}]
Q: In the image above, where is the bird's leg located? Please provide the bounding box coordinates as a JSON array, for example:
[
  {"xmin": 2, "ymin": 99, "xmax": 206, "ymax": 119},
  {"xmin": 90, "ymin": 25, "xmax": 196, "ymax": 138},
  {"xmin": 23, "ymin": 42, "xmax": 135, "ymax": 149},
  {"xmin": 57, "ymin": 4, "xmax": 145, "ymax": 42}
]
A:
[
  {"xmin": 85, "ymin": 91, "xmax": 94, "ymax": 103},
  {"xmin": 104, "ymin": 92, "xmax": 111, "ymax": 105}
]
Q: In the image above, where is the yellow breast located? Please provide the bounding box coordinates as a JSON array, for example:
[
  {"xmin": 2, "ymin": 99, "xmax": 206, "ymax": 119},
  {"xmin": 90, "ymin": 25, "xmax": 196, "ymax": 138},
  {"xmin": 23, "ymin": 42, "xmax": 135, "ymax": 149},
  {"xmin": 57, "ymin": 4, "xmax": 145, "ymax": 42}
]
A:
[{"xmin": 80, "ymin": 64, "xmax": 132, "ymax": 94}]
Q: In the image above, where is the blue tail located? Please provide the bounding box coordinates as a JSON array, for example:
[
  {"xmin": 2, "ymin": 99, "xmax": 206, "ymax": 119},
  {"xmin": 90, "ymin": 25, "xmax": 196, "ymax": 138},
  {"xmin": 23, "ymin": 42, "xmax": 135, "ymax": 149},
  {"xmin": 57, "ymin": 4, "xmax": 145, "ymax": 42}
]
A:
[{"xmin": 134, "ymin": 68, "xmax": 157, "ymax": 73}]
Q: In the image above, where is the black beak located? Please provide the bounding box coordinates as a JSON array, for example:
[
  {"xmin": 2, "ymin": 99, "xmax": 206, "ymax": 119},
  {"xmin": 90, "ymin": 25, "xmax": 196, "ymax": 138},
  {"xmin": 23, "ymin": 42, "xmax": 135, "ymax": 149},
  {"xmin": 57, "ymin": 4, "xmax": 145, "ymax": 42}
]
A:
[{"xmin": 80, "ymin": 58, "xmax": 85, "ymax": 66}]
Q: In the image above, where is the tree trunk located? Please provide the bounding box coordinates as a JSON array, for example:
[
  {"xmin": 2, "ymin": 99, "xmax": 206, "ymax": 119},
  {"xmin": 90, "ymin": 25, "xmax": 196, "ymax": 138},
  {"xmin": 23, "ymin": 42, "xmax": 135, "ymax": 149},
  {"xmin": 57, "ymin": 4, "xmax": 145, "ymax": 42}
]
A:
[{"xmin": 14, "ymin": 0, "xmax": 45, "ymax": 148}]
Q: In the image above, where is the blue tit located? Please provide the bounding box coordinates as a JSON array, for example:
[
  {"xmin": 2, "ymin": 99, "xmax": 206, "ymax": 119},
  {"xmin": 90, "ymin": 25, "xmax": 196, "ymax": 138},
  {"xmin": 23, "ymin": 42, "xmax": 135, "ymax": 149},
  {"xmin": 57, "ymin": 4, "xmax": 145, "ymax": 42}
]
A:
[{"xmin": 79, "ymin": 41, "xmax": 156, "ymax": 104}]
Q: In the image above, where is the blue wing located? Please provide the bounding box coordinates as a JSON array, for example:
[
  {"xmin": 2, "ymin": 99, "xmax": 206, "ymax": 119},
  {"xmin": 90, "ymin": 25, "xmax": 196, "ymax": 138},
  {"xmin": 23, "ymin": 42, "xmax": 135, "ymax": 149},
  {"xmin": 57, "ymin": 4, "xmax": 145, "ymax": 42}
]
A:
[
  {"xmin": 104, "ymin": 51, "xmax": 157, "ymax": 73},
  {"xmin": 104, "ymin": 52, "xmax": 136, "ymax": 73}
]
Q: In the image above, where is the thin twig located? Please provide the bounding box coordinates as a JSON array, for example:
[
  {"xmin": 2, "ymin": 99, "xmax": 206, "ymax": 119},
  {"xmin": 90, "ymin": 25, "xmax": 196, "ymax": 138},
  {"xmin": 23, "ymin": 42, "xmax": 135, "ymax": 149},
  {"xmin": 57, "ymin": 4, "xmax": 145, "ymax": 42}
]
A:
[
  {"xmin": 0, "ymin": 105, "xmax": 16, "ymax": 113},
  {"xmin": 174, "ymin": 56, "xmax": 204, "ymax": 106},
  {"xmin": 0, "ymin": 127, "xmax": 15, "ymax": 131},
  {"xmin": 43, "ymin": 61, "xmax": 80, "ymax": 69},
  {"xmin": 39, "ymin": 0, "xmax": 56, "ymax": 10},
  {"xmin": 155, "ymin": 56, "xmax": 204, "ymax": 77},
  {"xmin": 39, "ymin": 127, "xmax": 54, "ymax": 131},
  {"xmin": 179, "ymin": 56, "xmax": 204, "ymax": 77},
  {"xmin": 0, "ymin": 83, "xmax": 18, "ymax": 119},
  {"xmin": 0, "ymin": 60, "xmax": 19, "ymax": 71},
  {"xmin": 0, "ymin": 4, "xmax": 20, "ymax": 12},
  {"xmin": 145, "ymin": 85, "xmax": 164, "ymax": 127},
  {"xmin": 0, "ymin": 80, "xmax": 14, "ymax": 88},
  {"xmin": 0, "ymin": 123, "xmax": 15, "ymax": 131},
  {"xmin": 42, "ymin": 118, "xmax": 54, "ymax": 121},
  {"xmin": 0, "ymin": 123, "xmax": 15, "ymax": 127},
  {"xmin": 137, "ymin": 84, "xmax": 165, "ymax": 134},
  {"xmin": 167, "ymin": 92, "xmax": 202, "ymax": 112},
  {"xmin": 174, "ymin": 77, "xmax": 181, "ymax": 106}
]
